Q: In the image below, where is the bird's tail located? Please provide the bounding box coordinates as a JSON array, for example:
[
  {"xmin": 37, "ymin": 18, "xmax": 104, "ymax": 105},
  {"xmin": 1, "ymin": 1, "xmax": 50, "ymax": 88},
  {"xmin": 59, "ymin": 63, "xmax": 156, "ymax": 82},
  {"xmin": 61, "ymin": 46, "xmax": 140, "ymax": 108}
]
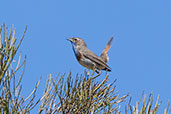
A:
[{"xmin": 100, "ymin": 37, "xmax": 114, "ymax": 63}]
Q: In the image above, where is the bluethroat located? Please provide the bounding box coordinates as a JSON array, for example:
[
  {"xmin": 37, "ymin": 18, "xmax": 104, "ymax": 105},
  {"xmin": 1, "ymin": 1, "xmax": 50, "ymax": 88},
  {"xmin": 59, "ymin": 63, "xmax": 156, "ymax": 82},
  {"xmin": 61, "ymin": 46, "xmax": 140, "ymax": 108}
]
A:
[{"xmin": 67, "ymin": 37, "xmax": 113, "ymax": 74}]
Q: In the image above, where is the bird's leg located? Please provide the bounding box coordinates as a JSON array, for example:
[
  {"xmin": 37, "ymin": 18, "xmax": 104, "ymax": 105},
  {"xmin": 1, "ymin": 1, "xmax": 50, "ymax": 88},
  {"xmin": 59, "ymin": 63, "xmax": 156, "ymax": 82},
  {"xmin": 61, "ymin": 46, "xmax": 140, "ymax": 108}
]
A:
[
  {"xmin": 93, "ymin": 69, "xmax": 101, "ymax": 79},
  {"xmin": 97, "ymin": 70, "xmax": 102, "ymax": 75},
  {"xmin": 91, "ymin": 66, "xmax": 99, "ymax": 79},
  {"xmin": 90, "ymin": 66, "xmax": 96, "ymax": 77}
]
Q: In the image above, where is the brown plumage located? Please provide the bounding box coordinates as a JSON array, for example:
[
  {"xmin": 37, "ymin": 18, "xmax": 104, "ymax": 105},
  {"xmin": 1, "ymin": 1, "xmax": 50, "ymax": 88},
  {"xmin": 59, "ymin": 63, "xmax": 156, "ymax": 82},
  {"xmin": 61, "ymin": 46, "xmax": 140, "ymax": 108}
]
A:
[{"xmin": 68, "ymin": 37, "xmax": 113, "ymax": 74}]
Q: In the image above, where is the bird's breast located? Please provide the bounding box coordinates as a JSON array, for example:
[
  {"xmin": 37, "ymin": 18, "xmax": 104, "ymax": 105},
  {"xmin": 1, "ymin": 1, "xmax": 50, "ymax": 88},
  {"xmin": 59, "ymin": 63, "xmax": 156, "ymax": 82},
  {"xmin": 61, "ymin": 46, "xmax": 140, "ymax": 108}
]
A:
[{"xmin": 72, "ymin": 45, "xmax": 81, "ymax": 61}]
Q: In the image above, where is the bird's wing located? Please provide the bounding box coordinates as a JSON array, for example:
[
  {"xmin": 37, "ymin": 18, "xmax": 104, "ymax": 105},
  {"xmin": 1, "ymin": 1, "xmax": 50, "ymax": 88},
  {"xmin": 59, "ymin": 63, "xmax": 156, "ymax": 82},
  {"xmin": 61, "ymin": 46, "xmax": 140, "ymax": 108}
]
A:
[{"xmin": 83, "ymin": 52, "xmax": 111, "ymax": 71}]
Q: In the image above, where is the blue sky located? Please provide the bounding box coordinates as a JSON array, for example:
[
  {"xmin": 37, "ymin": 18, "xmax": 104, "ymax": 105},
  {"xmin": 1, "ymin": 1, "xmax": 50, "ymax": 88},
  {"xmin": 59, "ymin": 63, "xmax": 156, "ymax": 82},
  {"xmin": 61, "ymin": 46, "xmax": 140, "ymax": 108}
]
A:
[{"xmin": 1, "ymin": 0, "xmax": 171, "ymax": 113}]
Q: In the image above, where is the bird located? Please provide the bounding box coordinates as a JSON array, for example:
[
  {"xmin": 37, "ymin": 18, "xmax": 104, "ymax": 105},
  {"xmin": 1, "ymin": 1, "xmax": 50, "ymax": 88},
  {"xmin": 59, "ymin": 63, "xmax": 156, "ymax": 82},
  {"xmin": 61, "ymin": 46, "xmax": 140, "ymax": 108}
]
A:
[{"xmin": 67, "ymin": 37, "xmax": 113, "ymax": 74}]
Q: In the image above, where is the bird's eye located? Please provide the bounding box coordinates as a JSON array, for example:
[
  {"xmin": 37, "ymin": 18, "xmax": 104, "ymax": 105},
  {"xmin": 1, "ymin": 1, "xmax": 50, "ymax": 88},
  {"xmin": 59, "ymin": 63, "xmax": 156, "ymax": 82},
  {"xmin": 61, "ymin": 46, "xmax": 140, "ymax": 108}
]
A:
[{"xmin": 74, "ymin": 38, "xmax": 78, "ymax": 41}]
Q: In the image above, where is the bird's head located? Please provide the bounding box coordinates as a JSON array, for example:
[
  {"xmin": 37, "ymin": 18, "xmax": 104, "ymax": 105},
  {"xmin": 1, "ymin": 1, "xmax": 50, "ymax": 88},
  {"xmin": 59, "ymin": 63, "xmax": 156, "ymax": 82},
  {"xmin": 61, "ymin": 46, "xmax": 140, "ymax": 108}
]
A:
[{"xmin": 67, "ymin": 37, "xmax": 87, "ymax": 47}]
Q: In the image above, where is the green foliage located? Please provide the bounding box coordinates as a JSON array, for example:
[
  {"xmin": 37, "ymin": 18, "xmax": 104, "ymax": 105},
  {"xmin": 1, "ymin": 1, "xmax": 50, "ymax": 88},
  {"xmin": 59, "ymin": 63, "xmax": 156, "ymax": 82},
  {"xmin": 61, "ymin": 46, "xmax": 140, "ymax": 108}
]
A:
[
  {"xmin": 0, "ymin": 24, "xmax": 40, "ymax": 114},
  {"xmin": 39, "ymin": 72, "xmax": 128, "ymax": 114},
  {"xmin": 125, "ymin": 93, "xmax": 171, "ymax": 114},
  {"xmin": 0, "ymin": 23, "xmax": 170, "ymax": 114},
  {"xmin": 164, "ymin": 101, "xmax": 171, "ymax": 114},
  {"xmin": 125, "ymin": 93, "xmax": 160, "ymax": 114}
]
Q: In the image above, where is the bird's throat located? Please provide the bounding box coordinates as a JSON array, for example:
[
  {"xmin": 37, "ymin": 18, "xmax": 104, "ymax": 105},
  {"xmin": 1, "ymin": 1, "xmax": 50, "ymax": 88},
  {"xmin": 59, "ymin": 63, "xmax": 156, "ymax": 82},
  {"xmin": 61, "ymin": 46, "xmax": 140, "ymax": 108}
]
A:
[{"xmin": 72, "ymin": 43, "xmax": 79, "ymax": 56}]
